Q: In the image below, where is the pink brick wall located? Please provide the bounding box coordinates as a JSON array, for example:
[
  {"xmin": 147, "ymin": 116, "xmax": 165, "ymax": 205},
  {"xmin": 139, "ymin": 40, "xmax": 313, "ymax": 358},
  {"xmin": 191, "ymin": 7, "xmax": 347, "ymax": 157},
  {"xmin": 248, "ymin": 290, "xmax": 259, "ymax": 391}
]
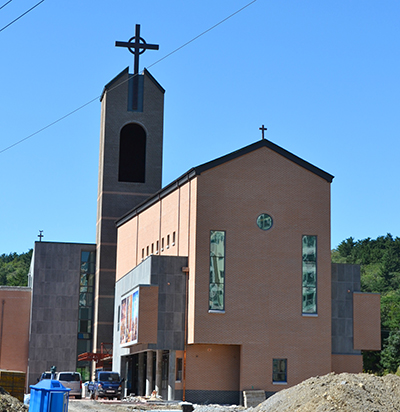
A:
[
  {"xmin": 117, "ymin": 144, "xmax": 333, "ymax": 393},
  {"xmin": 0, "ymin": 288, "xmax": 31, "ymax": 374},
  {"xmin": 191, "ymin": 147, "xmax": 332, "ymax": 391},
  {"xmin": 138, "ymin": 286, "xmax": 158, "ymax": 344},
  {"xmin": 116, "ymin": 217, "xmax": 137, "ymax": 280},
  {"xmin": 331, "ymin": 354, "xmax": 363, "ymax": 373},
  {"xmin": 116, "ymin": 180, "xmax": 196, "ymax": 282},
  {"xmin": 185, "ymin": 344, "xmax": 240, "ymax": 391},
  {"xmin": 353, "ymin": 292, "xmax": 381, "ymax": 350}
]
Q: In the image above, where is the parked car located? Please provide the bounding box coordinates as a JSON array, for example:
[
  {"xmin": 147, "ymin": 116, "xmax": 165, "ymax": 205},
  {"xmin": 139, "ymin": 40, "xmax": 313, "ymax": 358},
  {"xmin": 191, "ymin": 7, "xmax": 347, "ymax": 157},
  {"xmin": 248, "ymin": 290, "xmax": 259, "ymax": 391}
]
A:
[
  {"xmin": 56, "ymin": 372, "xmax": 82, "ymax": 399},
  {"xmin": 39, "ymin": 372, "xmax": 51, "ymax": 381},
  {"xmin": 88, "ymin": 371, "xmax": 123, "ymax": 400}
]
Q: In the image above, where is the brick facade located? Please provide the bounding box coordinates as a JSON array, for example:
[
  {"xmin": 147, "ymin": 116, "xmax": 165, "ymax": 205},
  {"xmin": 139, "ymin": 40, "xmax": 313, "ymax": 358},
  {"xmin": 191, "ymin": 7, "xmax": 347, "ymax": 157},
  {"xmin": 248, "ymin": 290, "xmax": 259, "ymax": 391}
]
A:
[
  {"xmin": 0, "ymin": 287, "xmax": 31, "ymax": 378},
  {"xmin": 115, "ymin": 140, "xmax": 340, "ymax": 399},
  {"xmin": 114, "ymin": 139, "xmax": 381, "ymax": 402}
]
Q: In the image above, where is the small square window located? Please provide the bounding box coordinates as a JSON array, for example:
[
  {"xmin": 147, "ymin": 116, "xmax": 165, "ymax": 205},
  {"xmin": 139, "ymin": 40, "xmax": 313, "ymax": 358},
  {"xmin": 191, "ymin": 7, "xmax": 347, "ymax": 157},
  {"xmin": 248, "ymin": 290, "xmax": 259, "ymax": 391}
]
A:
[{"xmin": 273, "ymin": 359, "xmax": 287, "ymax": 383}]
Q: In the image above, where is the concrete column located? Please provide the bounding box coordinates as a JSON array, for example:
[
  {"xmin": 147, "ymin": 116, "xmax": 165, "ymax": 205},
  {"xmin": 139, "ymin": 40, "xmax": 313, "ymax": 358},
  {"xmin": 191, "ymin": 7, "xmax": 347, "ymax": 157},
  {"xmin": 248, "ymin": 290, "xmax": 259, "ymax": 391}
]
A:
[
  {"xmin": 124, "ymin": 357, "xmax": 129, "ymax": 397},
  {"xmin": 168, "ymin": 350, "xmax": 176, "ymax": 401},
  {"xmin": 155, "ymin": 350, "xmax": 162, "ymax": 396},
  {"xmin": 138, "ymin": 352, "xmax": 145, "ymax": 396},
  {"xmin": 146, "ymin": 351, "xmax": 154, "ymax": 396}
]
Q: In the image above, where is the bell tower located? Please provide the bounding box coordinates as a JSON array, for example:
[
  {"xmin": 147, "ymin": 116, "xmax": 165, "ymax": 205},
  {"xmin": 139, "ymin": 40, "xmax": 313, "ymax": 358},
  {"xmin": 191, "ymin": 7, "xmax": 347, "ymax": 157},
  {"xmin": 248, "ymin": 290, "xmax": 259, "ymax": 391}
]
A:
[{"xmin": 93, "ymin": 26, "xmax": 164, "ymax": 353}]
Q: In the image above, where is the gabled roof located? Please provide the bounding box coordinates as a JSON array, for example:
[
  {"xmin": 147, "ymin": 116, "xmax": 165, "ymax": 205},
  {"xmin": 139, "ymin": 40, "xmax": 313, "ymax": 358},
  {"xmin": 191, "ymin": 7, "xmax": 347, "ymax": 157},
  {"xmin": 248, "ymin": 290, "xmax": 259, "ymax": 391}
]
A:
[
  {"xmin": 116, "ymin": 139, "xmax": 334, "ymax": 227},
  {"xmin": 100, "ymin": 67, "xmax": 165, "ymax": 101}
]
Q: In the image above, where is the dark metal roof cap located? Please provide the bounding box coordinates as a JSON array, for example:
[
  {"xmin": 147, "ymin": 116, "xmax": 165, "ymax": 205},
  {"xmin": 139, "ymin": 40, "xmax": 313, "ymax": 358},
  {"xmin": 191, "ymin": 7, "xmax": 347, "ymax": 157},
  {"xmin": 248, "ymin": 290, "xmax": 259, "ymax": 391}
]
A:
[{"xmin": 116, "ymin": 139, "xmax": 334, "ymax": 227}]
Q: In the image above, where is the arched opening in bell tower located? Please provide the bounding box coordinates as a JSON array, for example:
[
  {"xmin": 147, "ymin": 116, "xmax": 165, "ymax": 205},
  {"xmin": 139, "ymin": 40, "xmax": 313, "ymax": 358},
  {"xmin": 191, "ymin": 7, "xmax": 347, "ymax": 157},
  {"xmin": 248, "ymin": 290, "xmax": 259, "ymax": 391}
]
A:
[{"xmin": 118, "ymin": 123, "xmax": 146, "ymax": 183}]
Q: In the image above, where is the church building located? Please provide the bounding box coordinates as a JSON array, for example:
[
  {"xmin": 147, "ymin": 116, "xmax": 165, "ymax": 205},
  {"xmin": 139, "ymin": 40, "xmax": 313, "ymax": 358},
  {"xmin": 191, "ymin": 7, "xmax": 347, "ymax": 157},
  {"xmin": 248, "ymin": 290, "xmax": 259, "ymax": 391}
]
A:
[
  {"xmin": 112, "ymin": 138, "xmax": 381, "ymax": 403},
  {"xmin": 24, "ymin": 25, "xmax": 381, "ymax": 402}
]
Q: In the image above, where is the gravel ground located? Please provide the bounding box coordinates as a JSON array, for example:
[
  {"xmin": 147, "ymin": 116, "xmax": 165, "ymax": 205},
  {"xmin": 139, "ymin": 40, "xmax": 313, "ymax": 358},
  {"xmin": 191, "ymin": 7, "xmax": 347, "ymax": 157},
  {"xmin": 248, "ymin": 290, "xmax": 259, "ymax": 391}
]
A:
[
  {"xmin": 67, "ymin": 399, "xmax": 245, "ymax": 412},
  {"xmin": 67, "ymin": 372, "xmax": 400, "ymax": 412},
  {"xmin": 5, "ymin": 372, "xmax": 400, "ymax": 412}
]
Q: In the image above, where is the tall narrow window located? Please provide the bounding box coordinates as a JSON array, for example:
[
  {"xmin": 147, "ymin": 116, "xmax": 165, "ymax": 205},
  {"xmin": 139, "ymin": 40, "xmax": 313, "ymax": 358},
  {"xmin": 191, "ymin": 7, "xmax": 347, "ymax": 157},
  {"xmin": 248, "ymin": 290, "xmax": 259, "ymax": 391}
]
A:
[
  {"xmin": 167, "ymin": 235, "xmax": 170, "ymax": 249},
  {"xmin": 172, "ymin": 231, "xmax": 176, "ymax": 246},
  {"xmin": 209, "ymin": 230, "xmax": 225, "ymax": 311},
  {"xmin": 118, "ymin": 123, "xmax": 146, "ymax": 183},
  {"xmin": 77, "ymin": 251, "xmax": 95, "ymax": 381},
  {"xmin": 302, "ymin": 235, "xmax": 317, "ymax": 314},
  {"xmin": 117, "ymin": 305, "xmax": 120, "ymax": 331}
]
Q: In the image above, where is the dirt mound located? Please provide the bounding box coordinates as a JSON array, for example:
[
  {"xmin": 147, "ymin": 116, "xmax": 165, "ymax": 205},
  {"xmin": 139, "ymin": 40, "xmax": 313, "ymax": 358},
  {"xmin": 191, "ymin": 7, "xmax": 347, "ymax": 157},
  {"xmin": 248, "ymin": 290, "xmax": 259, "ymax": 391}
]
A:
[
  {"xmin": 254, "ymin": 372, "xmax": 400, "ymax": 412},
  {"xmin": 0, "ymin": 388, "xmax": 27, "ymax": 412}
]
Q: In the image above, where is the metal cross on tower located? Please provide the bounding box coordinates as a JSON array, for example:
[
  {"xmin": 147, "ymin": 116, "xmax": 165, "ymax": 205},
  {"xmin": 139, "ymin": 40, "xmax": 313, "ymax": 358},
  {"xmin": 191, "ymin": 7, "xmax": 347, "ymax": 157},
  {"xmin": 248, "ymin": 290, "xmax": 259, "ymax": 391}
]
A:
[
  {"xmin": 259, "ymin": 125, "xmax": 267, "ymax": 140},
  {"xmin": 38, "ymin": 230, "xmax": 44, "ymax": 242},
  {"xmin": 115, "ymin": 24, "xmax": 159, "ymax": 75}
]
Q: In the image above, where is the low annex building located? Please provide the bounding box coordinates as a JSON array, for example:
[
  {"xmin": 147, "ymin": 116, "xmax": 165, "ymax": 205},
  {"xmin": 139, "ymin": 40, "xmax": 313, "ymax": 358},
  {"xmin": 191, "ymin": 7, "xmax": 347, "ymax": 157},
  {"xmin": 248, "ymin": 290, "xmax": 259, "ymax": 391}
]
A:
[{"xmin": 112, "ymin": 139, "xmax": 381, "ymax": 404}]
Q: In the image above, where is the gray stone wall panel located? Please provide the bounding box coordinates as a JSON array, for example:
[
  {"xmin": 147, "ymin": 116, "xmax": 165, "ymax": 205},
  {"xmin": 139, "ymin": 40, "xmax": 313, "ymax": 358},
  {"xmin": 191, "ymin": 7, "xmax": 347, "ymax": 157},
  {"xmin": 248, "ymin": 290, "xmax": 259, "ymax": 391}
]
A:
[
  {"xmin": 28, "ymin": 241, "xmax": 96, "ymax": 388},
  {"xmin": 331, "ymin": 263, "xmax": 361, "ymax": 355},
  {"xmin": 113, "ymin": 255, "xmax": 188, "ymax": 372}
]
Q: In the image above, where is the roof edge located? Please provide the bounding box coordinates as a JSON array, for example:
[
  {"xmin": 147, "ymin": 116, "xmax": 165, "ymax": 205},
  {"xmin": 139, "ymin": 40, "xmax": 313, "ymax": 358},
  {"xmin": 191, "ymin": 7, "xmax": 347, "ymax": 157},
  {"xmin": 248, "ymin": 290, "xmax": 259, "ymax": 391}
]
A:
[
  {"xmin": 143, "ymin": 68, "xmax": 165, "ymax": 94},
  {"xmin": 194, "ymin": 139, "xmax": 334, "ymax": 183},
  {"xmin": 100, "ymin": 67, "xmax": 130, "ymax": 101},
  {"xmin": 116, "ymin": 139, "xmax": 334, "ymax": 227},
  {"xmin": 116, "ymin": 168, "xmax": 197, "ymax": 227}
]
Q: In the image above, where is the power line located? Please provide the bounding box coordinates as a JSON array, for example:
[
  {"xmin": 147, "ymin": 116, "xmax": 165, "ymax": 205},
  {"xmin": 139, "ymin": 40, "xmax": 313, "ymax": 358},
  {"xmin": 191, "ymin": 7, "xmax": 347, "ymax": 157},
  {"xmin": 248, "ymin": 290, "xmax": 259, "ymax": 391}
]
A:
[
  {"xmin": 0, "ymin": 0, "xmax": 258, "ymax": 155},
  {"xmin": 0, "ymin": 0, "xmax": 44, "ymax": 33},
  {"xmin": 147, "ymin": 0, "xmax": 258, "ymax": 70},
  {"xmin": 0, "ymin": 97, "xmax": 100, "ymax": 154},
  {"xmin": 0, "ymin": 0, "xmax": 13, "ymax": 11}
]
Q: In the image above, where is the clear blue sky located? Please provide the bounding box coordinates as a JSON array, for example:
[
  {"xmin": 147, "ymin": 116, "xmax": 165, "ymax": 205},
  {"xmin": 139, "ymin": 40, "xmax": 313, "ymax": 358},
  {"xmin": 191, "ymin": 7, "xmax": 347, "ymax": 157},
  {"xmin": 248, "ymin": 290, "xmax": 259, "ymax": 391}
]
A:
[{"xmin": 1, "ymin": 0, "xmax": 399, "ymax": 254}]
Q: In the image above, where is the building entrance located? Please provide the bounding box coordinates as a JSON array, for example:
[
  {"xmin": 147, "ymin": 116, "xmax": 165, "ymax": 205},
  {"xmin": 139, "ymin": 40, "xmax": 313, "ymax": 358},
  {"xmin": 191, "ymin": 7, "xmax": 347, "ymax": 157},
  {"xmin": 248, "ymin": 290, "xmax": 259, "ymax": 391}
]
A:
[
  {"xmin": 122, "ymin": 350, "xmax": 175, "ymax": 399},
  {"xmin": 125, "ymin": 354, "xmax": 145, "ymax": 396}
]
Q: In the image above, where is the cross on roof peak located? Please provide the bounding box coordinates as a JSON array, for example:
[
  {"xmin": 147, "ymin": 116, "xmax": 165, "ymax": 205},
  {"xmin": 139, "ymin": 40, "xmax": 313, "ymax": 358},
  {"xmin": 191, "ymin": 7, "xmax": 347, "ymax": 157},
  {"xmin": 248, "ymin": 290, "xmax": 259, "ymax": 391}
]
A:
[
  {"xmin": 115, "ymin": 24, "xmax": 159, "ymax": 75},
  {"xmin": 259, "ymin": 125, "xmax": 267, "ymax": 140}
]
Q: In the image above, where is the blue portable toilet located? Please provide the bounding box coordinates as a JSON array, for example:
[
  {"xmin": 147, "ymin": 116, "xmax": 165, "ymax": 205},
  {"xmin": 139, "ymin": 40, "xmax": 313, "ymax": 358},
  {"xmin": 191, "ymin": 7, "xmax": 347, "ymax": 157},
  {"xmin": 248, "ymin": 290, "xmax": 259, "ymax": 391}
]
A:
[{"xmin": 29, "ymin": 379, "xmax": 70, "ymax": 412}]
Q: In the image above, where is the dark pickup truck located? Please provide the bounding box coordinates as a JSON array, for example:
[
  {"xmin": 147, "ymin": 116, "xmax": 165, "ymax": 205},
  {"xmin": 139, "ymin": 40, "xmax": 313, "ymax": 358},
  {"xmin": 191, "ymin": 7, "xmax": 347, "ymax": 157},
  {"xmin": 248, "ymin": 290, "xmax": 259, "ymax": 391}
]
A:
[{"xmin": 88, "ymin": 371, "xmax": 123, "ymax": 400}]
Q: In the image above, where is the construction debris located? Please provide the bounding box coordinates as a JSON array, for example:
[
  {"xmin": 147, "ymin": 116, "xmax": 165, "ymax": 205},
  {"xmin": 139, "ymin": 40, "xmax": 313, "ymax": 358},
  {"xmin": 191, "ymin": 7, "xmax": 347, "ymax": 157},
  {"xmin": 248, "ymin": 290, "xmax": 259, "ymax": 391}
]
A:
[
  {"xmin": 254, "ymin": 372, "xmax": 400, "ymax": 412},
  {"xmin": 0, "ymin": 386, "xmax": 27, "ymax": 411}
]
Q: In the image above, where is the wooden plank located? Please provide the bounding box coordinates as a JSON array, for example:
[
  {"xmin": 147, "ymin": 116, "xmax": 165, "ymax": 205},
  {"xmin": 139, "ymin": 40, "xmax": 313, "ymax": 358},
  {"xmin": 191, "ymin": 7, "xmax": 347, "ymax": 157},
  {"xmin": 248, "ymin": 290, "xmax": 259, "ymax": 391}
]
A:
[{"xmin": 243, "ymin": 390, "xmax": 266, "ymax": 407}]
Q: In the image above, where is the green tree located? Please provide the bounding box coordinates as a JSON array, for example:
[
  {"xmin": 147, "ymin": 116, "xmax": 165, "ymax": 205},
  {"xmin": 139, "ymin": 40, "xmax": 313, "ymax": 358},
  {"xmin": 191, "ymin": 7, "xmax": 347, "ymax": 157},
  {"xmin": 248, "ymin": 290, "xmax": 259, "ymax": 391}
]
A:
[
  {"xmin": 0, "ymin": 249, "xmax": 32, "ymax": 287},
  {"xmin": 380, "ymin": 331, "xmax": 400, "ymax": 373}
]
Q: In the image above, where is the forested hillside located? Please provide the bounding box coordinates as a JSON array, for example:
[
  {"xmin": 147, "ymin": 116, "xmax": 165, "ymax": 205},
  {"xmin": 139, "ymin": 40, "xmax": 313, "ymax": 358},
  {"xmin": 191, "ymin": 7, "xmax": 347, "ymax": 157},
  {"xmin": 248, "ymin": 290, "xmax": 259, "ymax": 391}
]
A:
[
  {"xmin": 332, "ymin": 234, "xmax": 400, "ymax": 374},
  {"xmin": 0, "ymin": 250, "xmax": 32, "ymax": 287}
]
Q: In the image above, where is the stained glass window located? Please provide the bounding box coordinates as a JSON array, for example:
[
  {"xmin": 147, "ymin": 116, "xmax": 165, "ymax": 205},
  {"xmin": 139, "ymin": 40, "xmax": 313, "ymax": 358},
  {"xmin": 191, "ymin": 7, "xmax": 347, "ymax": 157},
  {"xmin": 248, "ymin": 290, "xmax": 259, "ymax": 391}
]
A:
[
  {"xmin": 77, "ymin": 250, "xmax": 95, "ymax": 379},
  {"xmin": 256, "ymin": 213, "xmax": 273, "ymax": 230},
  {"xmin": 302, "ymin": 235, "xmax": 317, "ymax": 314},
  {"xmin": 209, "ymin": 231, "xmax": 225, "ymax": 311}
]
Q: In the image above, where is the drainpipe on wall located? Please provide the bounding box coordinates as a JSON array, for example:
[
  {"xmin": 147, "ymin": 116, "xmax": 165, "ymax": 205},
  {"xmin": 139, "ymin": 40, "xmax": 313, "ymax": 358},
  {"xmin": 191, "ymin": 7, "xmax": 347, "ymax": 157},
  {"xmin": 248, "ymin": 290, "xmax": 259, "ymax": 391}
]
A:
[{"xmin": 182, "ymin": 267, "xmax": 189, "ymax": 401}]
